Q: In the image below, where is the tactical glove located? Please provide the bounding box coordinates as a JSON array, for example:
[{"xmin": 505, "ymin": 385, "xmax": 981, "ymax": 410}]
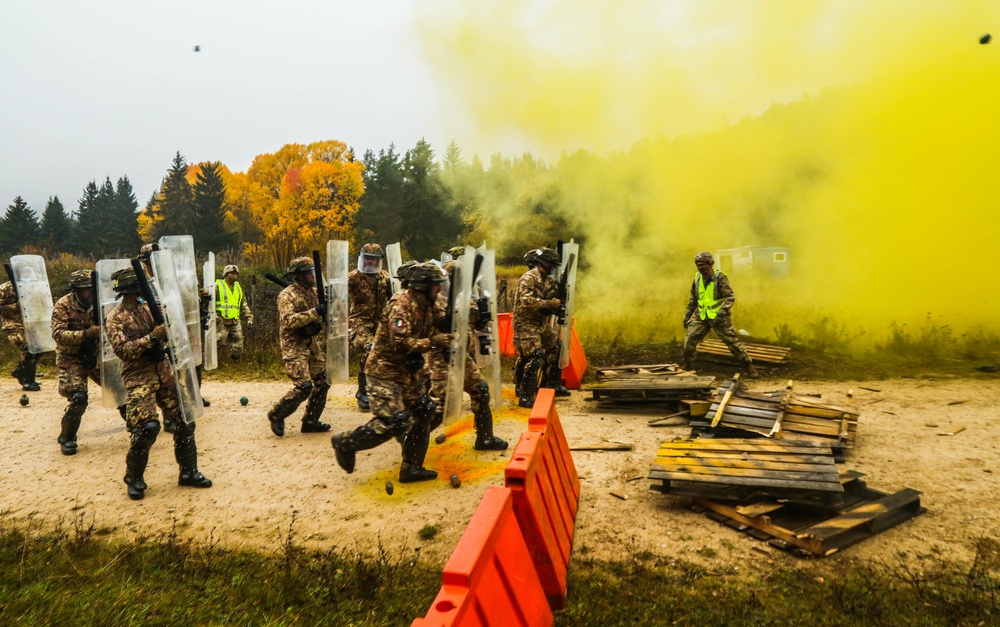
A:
[
  {"xmin": 431, "ymin": 333, "xmax": 453, "ymax": 350},
  {"xmin": 247, "ymin": 318, "xmax": 254, "ymax": 329},
  {"xmin": 315, "ymin": 303, "xmax": 328, "ymax": 318},
  {"xmin": 545, "ymin": 298, "xmax": 562, "ymax": 310},
  {"xmin": 152, "ymin": 324, "xmax": 168, "ymax": 340},
  {"xmin": 84, "ymin": 325, "xmax": 101, "ymax": 340}
]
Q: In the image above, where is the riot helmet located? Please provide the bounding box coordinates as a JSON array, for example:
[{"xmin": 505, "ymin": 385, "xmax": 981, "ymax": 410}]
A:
[{"xmin": 357, "ymin": 243, "xmax": 384, "ymax": 275}]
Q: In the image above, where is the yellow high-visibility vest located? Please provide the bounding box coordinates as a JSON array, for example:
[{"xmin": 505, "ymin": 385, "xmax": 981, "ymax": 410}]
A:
[
  {"xmin": 216, "ymin": 279, "xmax": 243, "ymax": 320},
  {"xmin": 696, "ymin": 272, "xmax": 724, "ymax": 320}
]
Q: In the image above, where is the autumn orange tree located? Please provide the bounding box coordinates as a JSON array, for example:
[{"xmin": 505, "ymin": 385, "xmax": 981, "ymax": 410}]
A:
[{"xmin": 242, "ymin": 140, "xmax": 364, "ymax": 266}]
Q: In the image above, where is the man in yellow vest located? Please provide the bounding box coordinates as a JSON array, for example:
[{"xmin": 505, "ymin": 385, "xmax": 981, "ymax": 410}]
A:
[
  {"xmin": 215, "ymin": 265, "xmax": 253, "ymax": 362},
  {"xmin": 682, "ymin": 251, "xmax": 757, "ymax": 377}
]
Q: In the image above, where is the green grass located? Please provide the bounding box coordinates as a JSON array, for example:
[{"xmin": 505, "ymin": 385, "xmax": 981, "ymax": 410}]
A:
[{"xmin": 3, "ymin": 515, "xmax": 998, "ymax": 626}]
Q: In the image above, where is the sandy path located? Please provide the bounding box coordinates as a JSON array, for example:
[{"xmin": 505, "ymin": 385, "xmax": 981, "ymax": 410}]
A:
[{"xmin": 2, "ymin": 374, "xmax": 998, "ymax": 570}]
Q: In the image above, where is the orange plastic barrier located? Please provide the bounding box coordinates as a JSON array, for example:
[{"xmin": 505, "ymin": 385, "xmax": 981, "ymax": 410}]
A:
[
  {"xmin": 560, "ymin": 322, "xmax": 588, "ymax": 390},
  {"xmin": 497, "ymin": 313, "xmax": 516, "ymax": 357},
  {"xmin": 528, "ymin": 389, "xmax": 581, "ymax": 511},
  {"xmin": 411, "ymin": 487, "xmax": 554, "ymax": 627}
]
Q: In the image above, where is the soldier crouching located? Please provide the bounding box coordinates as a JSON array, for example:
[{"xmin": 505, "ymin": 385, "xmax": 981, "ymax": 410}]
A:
[
  {"xmin": 332, "ymin": 262, "xmax": 452, "ymax": 483},
  {"xmin": 267, "ymin": 256, "xmax": 331, "ymax": 437},
  {"xmin": 105, "ymin": 267, "xmax": 212, "ymax": 500}
]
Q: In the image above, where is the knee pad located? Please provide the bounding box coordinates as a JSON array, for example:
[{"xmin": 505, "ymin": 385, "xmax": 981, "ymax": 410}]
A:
[
  {"xmin": 389, "ymin": 409, "xmax": 412, "ymax": 432},
  {"xmin": 470, "ymin": 380, "xmax": 490, "ymax": 404},
  {"xmin": 416, "ymin": 395, "xmax": 436, "ymax": 418},
  {"xmin": 136, "ymin": 420, "xmax": 161, "ymax": 446},
  {"xmin": 69, "ymin": 391, "xmax": 89, "ymax": 409},
  {"xmin": 312, "ymin": 377, "xmax": 330, "ymax": 393},
  {"xmin": 292, "ymin": 380, "xmax": 313, "ymax": 401}
]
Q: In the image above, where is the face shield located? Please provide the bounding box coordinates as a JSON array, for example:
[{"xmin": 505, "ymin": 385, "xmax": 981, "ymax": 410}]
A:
[{"xmin": 358, "ymin": 253, "xmax": 383, "ymax": 275}]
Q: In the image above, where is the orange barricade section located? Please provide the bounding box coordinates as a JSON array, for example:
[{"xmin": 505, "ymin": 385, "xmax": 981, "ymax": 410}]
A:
[
  {"xmin": 505, "ymin": 429, "xmax": 578, "ymax": 610},
  {"xmin": 528, "ymin": 389, "xmax": 581, "ymax": 512},
  {"xmin": 411, "ymin": 487, "xmax": 554, "ymax": 627},
  {"xmin": 497, "ymin": 313, "xmax": 516, "ymax": 357},
  {"xmin": 561, "ymin": 322, "xmax": 588, "ymax": 390}
]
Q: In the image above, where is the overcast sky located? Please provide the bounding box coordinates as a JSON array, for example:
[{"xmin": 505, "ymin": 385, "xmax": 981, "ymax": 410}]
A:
[{"xmin": 0, "ymin": 0, "xmax": 447, "ymax": 216}]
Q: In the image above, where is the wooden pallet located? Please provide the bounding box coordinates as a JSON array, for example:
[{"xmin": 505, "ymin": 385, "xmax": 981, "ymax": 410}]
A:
[
  {"xmin": 582, "ymin": 376, "xmax": 716, "ymax": 403},
  {"xmin": 697, "ymin": 339, "xmax": 791, "ymax": 364},
  {"xmin": 689, "ymin": 472, "xmax": 925, "ymax": 557},
  {"xmin": 595, "ymin": 363, "xmax": 693, "ymax": 381},
  {"xmin": 698, "ymin": 379, "xmax": 860, "ymax": 449},
  {"xmin": 649, "ymin": 438, "xmax": 843, "ymax": 501}
]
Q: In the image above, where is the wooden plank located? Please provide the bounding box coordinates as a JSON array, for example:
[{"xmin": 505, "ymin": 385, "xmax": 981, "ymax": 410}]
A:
[
  {"xmin": 709, "ymin": 404, "xmax": 780, "ymax": 420},
  {"xmin": 800, "ymin": 489, "xmax": 924, "ymax": 541},
  {"xmin": 710, "ymin": 374, "xmax": 740, "ymax": 427},
  {"xmin": 649, "ymin": 472, "xmax": 843, "ymax": 492},
  {"xmin": 653, "ymin": 457, "xmax": 838, "ymax": 474},
  {"xmin": 654, "ymin": 450, "xmax": 837, "ymax": 464},
  {"xmin": 649, "ymin": 463, "xmax": 842, "ymax": 484},
  {"xmin": 657, "ymin": 439, "xmax": 833, "ymax": 453},
  {"xmin": 700, "ymin": 340, "xmax": 791, "ymax": 356}
]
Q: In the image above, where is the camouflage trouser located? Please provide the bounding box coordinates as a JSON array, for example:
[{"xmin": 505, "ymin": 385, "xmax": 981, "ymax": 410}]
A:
[
  {"xmin": 514, "ymin": 324, "xmax": 557, "ymax": 358},
  {"xmin": 429, "ymin": 359, "xmax": 487, "ymax": 415},
  {"xmin": 58, "ymin": 365, "xmax": 101, "ymax": 398},
  {"xmin": 280, "ymin": 339, "xmax": 326, "ymax": 402},
  {"xmin": 124, "ymin": 379, "xmax": 181, "ymax": 430},
  {"xmin": 683, "ymin": 314, "xmax": 751, "ymax": 365},
  {"xmin": 4, "ymin": 328, "xmax": 27, "ymax": 359},
  {"xmin": 217, "ymin": 318, "xmax": 244, "ymax": 360},
  {"xmin": 366, "ymin": 374, "xmax": 426, "ymax": 424}
]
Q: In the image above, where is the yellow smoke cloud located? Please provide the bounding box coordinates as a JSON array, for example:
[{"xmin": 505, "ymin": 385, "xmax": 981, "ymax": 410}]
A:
[{"xmin": 419, "ymin": 1, "xmax": 1000, "ymax": 348}]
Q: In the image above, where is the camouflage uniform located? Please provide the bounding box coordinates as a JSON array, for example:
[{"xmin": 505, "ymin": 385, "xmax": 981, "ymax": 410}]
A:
[
  {"xmin": 426, "ymin": 286, "xmax": 507, "ymax": 450},
  {"xmin": 348, "ymin": 267, "xmax": 392, "ymax": 409},
  {"xmin": 106, "ymin": 267, "xmax": 212, "ymax": 500},
  {"xmin": 267, "ymin": 257, "xmax": 330, "ymax": 436},
  {"xmin": 51, "ymin": 284, "xmax": 102, "ymax": 455},
  {"xmin": 1, "ymin": 280, "xmax": 39, "ymax": 390},
  {"xmin": 512, "ymin": 248, "xmax": 567, "ymax": 407},
  {"xmin": 682, "ymin": 253, "xmax": 753, "ymax": 372},
  {"xmin": 332, "ymin": 262, "xmax": 448, "ymax": 483}
]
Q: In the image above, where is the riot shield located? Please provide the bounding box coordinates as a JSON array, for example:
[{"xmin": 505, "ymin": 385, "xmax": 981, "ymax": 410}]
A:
[
  {"xmin": 557, "ymin": 241, "xmax": 580, "ymax": 368},
  {"xmin": 202, "ymin": 252, "xmax": 218, "ymax": 371},
  {"xmin": 158, "ymin": 235, "xmax": 203, "ymax": 366},
  {"xmin": 474, "ymin": 246, "xmax": 503, "ymax": 410},
  {"xmin": 96, "ymin": 259, "xmax": 131, "ymax": 408},
  {"xmin": 9, "ymin": 255, "xmax": 57, "ymax": 354},
  {"xmin": 150, "ymin": 250, "xmax": 204, "ymax": 424},
  {"xmin": 443, "ymin": 247, "xmax": 474, "ymax": 425},
  {"xmin": 325, "ymin": 240, "xmax": 350, "ymax": 384},
  {"xmin": 385, "ymin": 242, "xmax": 402, "ymax": 293}
]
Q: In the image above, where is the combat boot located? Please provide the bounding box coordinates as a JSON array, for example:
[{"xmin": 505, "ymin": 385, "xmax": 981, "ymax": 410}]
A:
[
  {"xmin": 473, "ymin": 405, "xmax": 507, "ymax": 451},
  {"xmin": 10, "ymin": 362, "xmax": 24, "ymax": 384},
  {"xmin": 355, "ymin": 369, "xmax": 370, "ymax": 411},
  {"xmin": 519, "ymin": 358, "xmax": 542, "ymax": 408},
  {"xmin": 399, "ymin": 411, "xmax": 436, "ymax": 483},
  {"xmin": 331, "ymin": 433, "xmax": 356, "ymax": 473},
  {"xmin": 174, "ymin": 422, "xmax": 212, "ymax": 488},
  {"xmin": 546, "ymin": 362, "xmax": 571, "ymax": 397},
  {"xmin": 399, "ymin": 463, "xmax": 438, "ymax": 483},
  {"xmin": 513, "ymin": 356, "xmax": 525, "ymax": 398},
  {"xmin": 301, "ymin": 382, "xmax": 331, "ymax": 433},
  {"xmin": 58, "ymin": 412, "xmax": 83, "ymax": 456},
  {"xmin": 21, "ymin": 356, "xmax": 40, "ymax": 391},
  {"xmin": 124, "ymin": 449, "xmax": 150, "ymax": 500},
  {"xmin": 744, "ymin": 362, "xmax": 760, "ymax": 379}
]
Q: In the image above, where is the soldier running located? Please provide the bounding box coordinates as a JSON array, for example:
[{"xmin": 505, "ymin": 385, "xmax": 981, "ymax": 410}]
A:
[
  {"xmin": 682, "ymin": 251, "xmax": 758, "ymax": 378},
  {"xmin": 266, "ymin": 256, "xmax": 331, "ymax": 437},
  {"xmin": 105, "ymin": 267, "xmax": 212, "ymax": 500},
  {"xmin": 513, "ymin": 247, "xmax": 570, "ymax": 408},
  {"xmin": 331, "ymin": 262, "xmax": 452, "ymax": 483},
  {"xmin": 348, "ymin": 243, "xmax": 392, "ymax": 410},
  {"xmin": 50, "ymin": 270, "xmax": 104, "ymax": 455}
]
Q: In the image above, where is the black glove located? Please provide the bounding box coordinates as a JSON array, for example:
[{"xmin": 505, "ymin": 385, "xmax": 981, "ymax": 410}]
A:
[
  {"xmin": 404, "ymin": 353, "xmax": 425, "ymax": 374},
  {"xmin": 315, "ymin": 303, "xmax": 328, "ymax": 318},
  {"xmin": 143, "ymin": 338, "xmax": 166, "ymax": 363}
]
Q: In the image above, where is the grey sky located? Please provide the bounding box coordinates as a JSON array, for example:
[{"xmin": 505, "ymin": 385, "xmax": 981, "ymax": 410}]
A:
[{"xmin": 1, "ymin": 0, "xmax": 446, "ymax": 218}]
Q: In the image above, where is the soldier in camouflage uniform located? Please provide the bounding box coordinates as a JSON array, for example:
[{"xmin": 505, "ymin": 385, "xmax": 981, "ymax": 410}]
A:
[
  {"xmin": 682, "ymin": 251, "xmax": 758, "ymax": 378},
  {"xmin": 348, "ymin": 243, "xmax": 392, "ymax": 410},
  {"xmin": 427, "ymin": 253, "xmax": 507, "ymax": 451},
  {"xmin": 1, "ymin": 279, "xmax": 41, "ymax": 391},
  {"xmin": 267, "ymin": 256, "xmax": 331, "ymax": 437},
  {"xmin": 50, "ymin": 270, "xmax": 103, "ymax": 455},
  {"xmin": 513, "ymin": 247, "xmax": 570, "ymax": 408},
  {"xmin": 106, "ymin": 267, "xmax": 212, "ymax": 500},
  {"xmin": 331, "ymin": 262, "xmax": 452, "ymax": 483}
]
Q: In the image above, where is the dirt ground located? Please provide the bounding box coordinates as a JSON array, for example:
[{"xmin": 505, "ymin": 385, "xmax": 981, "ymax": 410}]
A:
[{"xmin": 2, "ymin": 372, "xmax": 999, "ymax": 573}]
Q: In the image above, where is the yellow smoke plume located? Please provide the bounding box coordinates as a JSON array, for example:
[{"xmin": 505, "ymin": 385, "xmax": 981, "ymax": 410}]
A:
[{"xmin": 419, "ymin": 1, "xmax": 1000, "ymax": 348}]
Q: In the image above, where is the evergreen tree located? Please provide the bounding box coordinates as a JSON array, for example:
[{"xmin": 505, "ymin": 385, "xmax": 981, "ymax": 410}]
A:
[
  {"xmin": 153, "ymin": 151, "xmax": 194, "ymax": 238},
  {"xmin": 400, "ymin": 139, "xmax": 463, "ymax": 259},
  {"xmin": 38, "ymin": 196, "xmax": 74, "ymax": 252},
  {"xmin": 0, "ymin": 196, "xmax": 41, "ymax": 256},
  {"xmin": 74, "ymin": 182, "xmax": 102, "ymax": 257},
  {"xmin": 355, "ymin": 145, "xmax": 406, "ymax": 245},
  {"xmin": 113, "ymin": 176, "xmax": 141, "ymax": 254},
  {"xmin": 191, "ymin": 161, "xmax": 234, "ymax": 253}
]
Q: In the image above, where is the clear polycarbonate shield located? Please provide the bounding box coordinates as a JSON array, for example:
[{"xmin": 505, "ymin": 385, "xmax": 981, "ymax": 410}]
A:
[
  {"xmin": 326, "ymin": 240, "xmax": 350, "ymax": 384},
  {"xmin": 474, "ymin": 246, "xmax": 502, "ymax": 410},
  {"xmin": 385, "ymin": 242, "xmax": 402, "ymax": 293},
  {"xmin": 443, "ymin": 247, "xmax": 474, "ymax": 425},
  {"xmin": 158, "ymin": 235, "xmax": 202, "ymax": 366},
  {"xmin": 557, "ymin": 241, "xmax": 580, "ymax": 368},
  {"xmin": 150, "ymin": 250, "xmax": 204, "ymax": 424},
  {"xmin": 9, "ymin": 255, "xmax": 57, "ymax": 354},
  {"xmin": 96, "ymin": 259, "xmax": 130, "ymax": 408},
  {"xmin": 202, "ymin": 252, "xmax": 218, "ymax": 371}
]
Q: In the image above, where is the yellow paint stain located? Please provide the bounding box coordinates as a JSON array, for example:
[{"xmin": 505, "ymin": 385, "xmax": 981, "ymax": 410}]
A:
[{"xmin": 417, "ymin": 1, "xmax": 1000, "ymax": 347}]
